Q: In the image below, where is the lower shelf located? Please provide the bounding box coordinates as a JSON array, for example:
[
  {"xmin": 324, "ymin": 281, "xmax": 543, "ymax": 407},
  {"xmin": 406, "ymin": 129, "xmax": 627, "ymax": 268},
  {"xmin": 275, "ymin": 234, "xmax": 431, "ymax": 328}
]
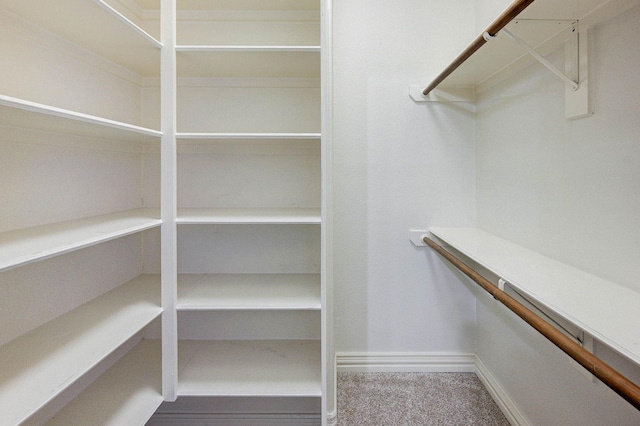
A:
[
  {"xmin": 48, "ymin": 340, "xmax": 162, "ymax": 426},
  {"xmin": 178, "ymin": 340, "xmax": 322, "ymax": 397},
  {"xmin": 0, "ymin": 274, "xmax": 161, "ymax": 425}
]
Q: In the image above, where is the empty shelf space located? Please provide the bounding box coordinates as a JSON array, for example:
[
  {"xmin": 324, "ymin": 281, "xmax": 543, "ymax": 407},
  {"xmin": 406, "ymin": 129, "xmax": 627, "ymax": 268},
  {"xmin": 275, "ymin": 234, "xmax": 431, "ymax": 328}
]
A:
[
  {"xmin": 178, "ymin": 340, "xmax": 322, "ymax": 397},
  {"xmin": 177, "ymin": 273, "xmax": 321, "ymax": 311},
  {"xmin": 429, "ymin": 227, "xmax": 640, "ymax": 365},
  {"xmin": 0, "ymin": 0, "xmax": 161, "ymax": 76},
  {"xmin": 0, "ymin": 275, "xmax": 161, "ymax": 426},
  {"xmin": 177, "ymin": 208, "xmax": 321, "ymax": 224},
  {"xmin": 0, "ymin": 95, "xmax": 162, "ymax": 143},
  {"xmin": 177, "ymin": 47, "xmax": 320, "ymax": 78},
  {"xmin": 0, "ymin": 208, "xmax": 161, "ymax": 272},
  {"xmin": 47, "ymin": 339, "xmax": 162, "ymax": 426}
]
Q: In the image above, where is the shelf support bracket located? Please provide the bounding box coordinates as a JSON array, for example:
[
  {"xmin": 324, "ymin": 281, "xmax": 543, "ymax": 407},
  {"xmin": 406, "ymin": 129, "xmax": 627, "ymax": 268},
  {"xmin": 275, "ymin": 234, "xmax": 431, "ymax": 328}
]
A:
[{"xmin": 502, "ymin": 27, "xmax": 579, "ymax": 91}]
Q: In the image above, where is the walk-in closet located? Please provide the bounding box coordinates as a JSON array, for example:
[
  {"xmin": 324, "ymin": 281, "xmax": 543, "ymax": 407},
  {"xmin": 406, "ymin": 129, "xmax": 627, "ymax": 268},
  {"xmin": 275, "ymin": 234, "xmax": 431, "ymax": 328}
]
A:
[{"xmin": 1, "ymin": 0, "xmax": 639, "ymax": 424}]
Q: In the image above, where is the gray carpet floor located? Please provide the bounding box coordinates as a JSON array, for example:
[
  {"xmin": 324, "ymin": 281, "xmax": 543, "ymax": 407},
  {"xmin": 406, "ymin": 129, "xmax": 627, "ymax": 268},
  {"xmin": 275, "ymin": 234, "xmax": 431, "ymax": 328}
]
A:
[{"xmin": 337, "ymin": 372, "xmax": 510, "ymax": 426}]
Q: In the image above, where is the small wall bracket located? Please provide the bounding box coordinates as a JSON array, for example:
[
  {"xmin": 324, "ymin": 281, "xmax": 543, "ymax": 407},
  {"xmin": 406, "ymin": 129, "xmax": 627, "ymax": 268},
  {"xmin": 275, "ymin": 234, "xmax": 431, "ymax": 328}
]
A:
[{"xmin": 502, "ymin": 27, "xmax": 578, "ymax": 91}]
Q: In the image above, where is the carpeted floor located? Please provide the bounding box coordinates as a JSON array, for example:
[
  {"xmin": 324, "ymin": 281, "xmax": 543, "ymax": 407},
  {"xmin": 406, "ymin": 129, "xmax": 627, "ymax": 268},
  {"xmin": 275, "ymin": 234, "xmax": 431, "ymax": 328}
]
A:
[{"xmin": 337, "ymin": 372, "xmax": 510, "ymax": 425}]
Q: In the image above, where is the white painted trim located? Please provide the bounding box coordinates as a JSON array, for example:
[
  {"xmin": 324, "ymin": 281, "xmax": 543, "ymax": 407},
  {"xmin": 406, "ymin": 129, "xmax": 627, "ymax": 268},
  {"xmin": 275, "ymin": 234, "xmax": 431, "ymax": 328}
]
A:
[
  {"xmin": 336, "ymin": 352, "xmax": 476, "ymax": 373},
  {"xmin": 320, "ymin": 0, "xmax": 334, "ymax": 424},
  {"xmin": 326, "ymin": 409, "xmax": 337, "ymax": 426},
  {"xmin": 475, "ymin": 357, "xmax": 531, "ymax": 426},
  {"xmin": 147, "ymin": 413, "xmax": 321, "ymax": 425}
]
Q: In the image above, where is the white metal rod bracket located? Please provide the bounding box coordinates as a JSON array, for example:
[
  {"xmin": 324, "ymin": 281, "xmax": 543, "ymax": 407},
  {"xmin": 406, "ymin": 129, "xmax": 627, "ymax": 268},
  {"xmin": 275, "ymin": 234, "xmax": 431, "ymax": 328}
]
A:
[
  {"xmin": 483, "ymin": 31, "xmax": 497, "ymax": 42},
  {"xmin": 502, "ymin": 27, "xmax": 579, "ymax": 91}
]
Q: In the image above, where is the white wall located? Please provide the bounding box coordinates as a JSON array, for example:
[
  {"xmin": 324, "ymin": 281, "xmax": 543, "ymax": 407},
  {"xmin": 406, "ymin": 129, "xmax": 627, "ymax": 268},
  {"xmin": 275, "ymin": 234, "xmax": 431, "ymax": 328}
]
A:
[
  {"xmin": 332, "ymin": 1, "xmax": 478, "ymax": 355},
  {"xmin": 475, "ymin": 5, "xmax": 640, "ymax": 424}
]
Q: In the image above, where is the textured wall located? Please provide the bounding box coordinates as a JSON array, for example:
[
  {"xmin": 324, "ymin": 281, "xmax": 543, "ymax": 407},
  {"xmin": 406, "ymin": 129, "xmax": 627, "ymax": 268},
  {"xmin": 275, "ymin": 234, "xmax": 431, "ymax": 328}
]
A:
[{"xmin": 332, "ymin": 1, "xmax": 478, "ymax": 354}]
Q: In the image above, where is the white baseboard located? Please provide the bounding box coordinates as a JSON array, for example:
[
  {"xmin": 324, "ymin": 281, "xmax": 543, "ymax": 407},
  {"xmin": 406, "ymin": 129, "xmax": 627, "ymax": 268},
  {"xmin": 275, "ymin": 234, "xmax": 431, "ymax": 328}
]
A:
[
  {"xmin": 326, "ymin": 409, "xmax": 337, "ymax": 426},
  {"xmin": 474, "ymin": 357, "xmax": 530, "ymax": 426},
  {"xmin": 336, "ymin": 351, "xmax": 476, "ymax": 373},
  {"xmin": 147, "ymin": 413, "xmax": 321, "ymax": 425}
]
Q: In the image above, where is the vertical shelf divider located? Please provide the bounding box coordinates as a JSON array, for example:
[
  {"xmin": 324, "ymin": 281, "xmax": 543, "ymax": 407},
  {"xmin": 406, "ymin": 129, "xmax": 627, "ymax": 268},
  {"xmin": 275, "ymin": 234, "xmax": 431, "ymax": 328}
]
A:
[
  {"xmin": 321, "ymin": 1, "xmax": 334, "ymax": 422},
  {"xmin": 161, "ymin": 0, "xmax": 178, "ymax": 402}
]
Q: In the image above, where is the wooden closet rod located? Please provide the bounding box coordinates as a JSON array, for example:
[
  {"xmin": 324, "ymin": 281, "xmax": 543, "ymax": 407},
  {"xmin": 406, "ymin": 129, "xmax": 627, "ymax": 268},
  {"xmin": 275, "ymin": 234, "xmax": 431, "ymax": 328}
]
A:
[
  {"xmin": 423, "ymin": 236, "xmax": 640, "ymax": 411},
  {"xmin": 422, "ymin": 0, "xmax": 537, "ymax": 96}
]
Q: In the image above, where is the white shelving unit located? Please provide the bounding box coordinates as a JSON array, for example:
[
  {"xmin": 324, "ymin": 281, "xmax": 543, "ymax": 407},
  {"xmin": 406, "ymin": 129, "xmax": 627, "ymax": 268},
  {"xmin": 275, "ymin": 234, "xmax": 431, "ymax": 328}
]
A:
[
  {"xmin": 0, "ymin": 275, "xmax": 161, "ymax": 426},
  {"xmin": 429, "ymin": 227, "xmax": 640, "ymax": 366},
  {"xmin": 0, "ymin": 0, "xmax": 164, "ymax": 424},
  {"xmin": 169, "ymin": 0, "xmax": 327, "ymax": 415},
  {"xmin": 1, "ymin": 0, "xmax": 329, "ymax": 422}
]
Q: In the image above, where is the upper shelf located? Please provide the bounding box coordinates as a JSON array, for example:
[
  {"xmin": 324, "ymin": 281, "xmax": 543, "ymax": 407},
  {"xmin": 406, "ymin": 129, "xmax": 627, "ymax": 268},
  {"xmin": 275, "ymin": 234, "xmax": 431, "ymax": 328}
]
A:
[
  {"xmin": 0, "ymin": 95, "xmax": 162, "ymax": 143},
  {"xmin": 423, "ymin": 0, "xmax": 639, "ymax": 95},
  {"xmin": 0, "ymin": 0, "xmax": 161, "ymax": 76},
  {"xmin": 429, "ymin": 227, "xmax": 640, "ymax": 367}
]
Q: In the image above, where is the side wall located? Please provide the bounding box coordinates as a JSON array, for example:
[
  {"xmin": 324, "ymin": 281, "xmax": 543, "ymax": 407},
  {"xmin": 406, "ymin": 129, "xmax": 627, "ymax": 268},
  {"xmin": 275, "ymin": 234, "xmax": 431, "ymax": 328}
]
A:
[
  {"xmin": 332, "ymin": 1, "xmax": 478, "ymax": 358},
  {"xmin": 475, "ymin": 5, "xmax": 640, "ymax": 424}
]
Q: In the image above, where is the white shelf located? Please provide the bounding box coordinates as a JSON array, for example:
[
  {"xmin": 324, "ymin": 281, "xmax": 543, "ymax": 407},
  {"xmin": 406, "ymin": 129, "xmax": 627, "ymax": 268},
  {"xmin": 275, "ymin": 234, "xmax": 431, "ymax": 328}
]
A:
[
  {"xmin": 0, "ymin": 0, "xmax": 161, "ymax": 76},
  {"xmin": 177, "ymin": 46, "xmax": 321, "ymax": 78},
  {"xmin": 177, "ymin": 208, "xmax": 321, "ymax": 224},
  {"xmin": 176, "ymin": 132, "xmax": 321, "ymax": 141},
  {"xmin": 175, "ymin": 0, "xmax": 320, "ymax": 11},
  {"xmin": 0, "ymin": 209, "xmax": 161, "ymax": 272},
  {"xmin": 0, "ymin": 275, "xmax": 161, "ymax": 426},
  {"xmin": 48, "ymin": 340, "xmax": 162, "ymax": 426},
  {"xmin": 177, "ymin": 274, "xmax": 321, "ymax": 311},
  {"xmin": 0, "ymin": 95, "xmax": 162, "ymax": 143},
  {"xmin": 429, "ymin": 227, "xmax": 640, "ymax": 366},
  {"xmin": 178, "ymin": 340, "xmax": 321, "ymax": 397},
  {"xmin": 435, "ymin": 0, "xmax": 638, "ymax": 92}
]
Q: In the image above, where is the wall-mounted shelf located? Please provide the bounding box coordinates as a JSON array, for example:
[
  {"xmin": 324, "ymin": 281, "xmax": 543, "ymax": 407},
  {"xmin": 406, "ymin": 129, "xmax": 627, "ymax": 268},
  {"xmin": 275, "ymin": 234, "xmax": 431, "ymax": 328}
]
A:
[
  {"xmin": 0, "ymin": 0, "xmax": 161, "ymax": 76},
  {"xmin": 0, "ymin": 209, "xmax": 161, "ymax": 272},
  {"xmin": 428, "ymin": 227, "xmax": 640, "ymax": 367},
  {"xmin": 177, "ymin": 274, "xmax": 321, "ymax": 311},
  {"xmin": 177, "ymin": 340, "xmax": 321, "ymax": 397},
  {"xmin": 47, "ymin": 339, "xmax": 162, "ymax": 426},
  {"xmin": 0, "ymin": 275, "xmax": 161, "ymax": 426},
  {"xmin": 177, "ymin": 208, "xmax": 321, "ymax": 224},
  {"xmin": 0, "ymin": 95, "xmax": 162, "ymax": 143},
  {"xmin": 415, "ymin": 0, "xmax": 639, "ymax": 99}
]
